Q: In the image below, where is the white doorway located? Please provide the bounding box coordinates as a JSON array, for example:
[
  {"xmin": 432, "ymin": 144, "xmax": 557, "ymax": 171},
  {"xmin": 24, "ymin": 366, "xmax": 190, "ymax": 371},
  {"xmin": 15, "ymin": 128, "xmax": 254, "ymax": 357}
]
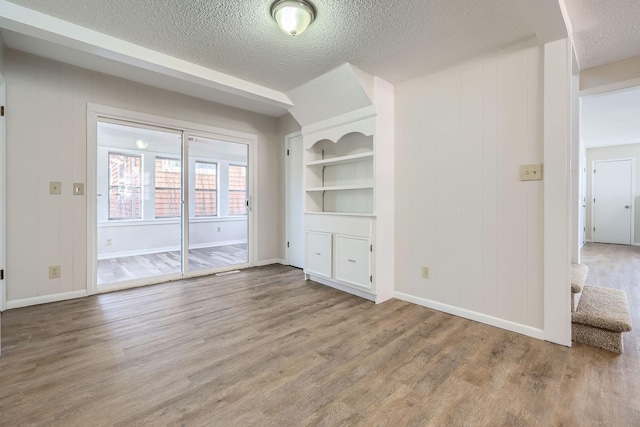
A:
[
  {"xmin": 0, "ymin": 73, "xmax": 5, "ymax": 314},
  {"xmin": 581, "ymin": 155, "xmax": 587, "ymax": 246},
  {"xmin": 285, "ymin": 132, "xmax": 304, "ymax": 269},
  {"xmin": 592, "ymin": 159, "xmax": 634, "ymax": 244}
]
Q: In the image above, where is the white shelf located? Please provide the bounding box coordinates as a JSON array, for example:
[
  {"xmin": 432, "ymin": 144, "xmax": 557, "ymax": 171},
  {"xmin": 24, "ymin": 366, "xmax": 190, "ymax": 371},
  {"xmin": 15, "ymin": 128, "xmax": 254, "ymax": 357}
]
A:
[
  {"xmin": 305, "ymin": 152, "xmax": 373, "ymax": 167},
  {"xmin": 306, "ymin": 184, "xmax": 374, "ymax": 192}
]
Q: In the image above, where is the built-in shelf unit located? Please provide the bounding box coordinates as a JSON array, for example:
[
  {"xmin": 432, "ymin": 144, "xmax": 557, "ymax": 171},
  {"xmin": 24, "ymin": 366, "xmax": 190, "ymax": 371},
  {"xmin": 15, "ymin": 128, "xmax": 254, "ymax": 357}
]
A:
[{"xmin": 302, "ymin": 96, "xmax": 394, "ymax": 303}]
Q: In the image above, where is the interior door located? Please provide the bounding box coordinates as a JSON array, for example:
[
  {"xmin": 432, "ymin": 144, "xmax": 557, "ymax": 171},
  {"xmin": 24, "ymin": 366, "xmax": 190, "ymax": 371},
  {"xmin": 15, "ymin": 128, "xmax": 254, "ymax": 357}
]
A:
[
  {"xmin": 593, "ymin": 159, "xmax": 633, "ymax": 244},
  {"xmin": 285, "ymin": 133, "xmax": 304, "ymax": 268}
]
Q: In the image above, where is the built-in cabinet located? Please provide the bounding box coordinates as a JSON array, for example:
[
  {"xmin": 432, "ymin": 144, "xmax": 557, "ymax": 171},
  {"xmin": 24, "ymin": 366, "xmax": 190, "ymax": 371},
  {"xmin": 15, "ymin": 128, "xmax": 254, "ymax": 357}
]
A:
[{"xmin": 302, "ymin": 102, "xmax": 393, "ymax": 303}]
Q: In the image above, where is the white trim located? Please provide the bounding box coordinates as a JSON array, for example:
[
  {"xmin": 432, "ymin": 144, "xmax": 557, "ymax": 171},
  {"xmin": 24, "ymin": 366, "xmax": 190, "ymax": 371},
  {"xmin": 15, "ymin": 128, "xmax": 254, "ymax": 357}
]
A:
[
  {"xmin": 98, "ymin": 216, "xmax": 247, "ymax": 228},
  {"xmin": 97, "ymin": 239, "xmax": 247, "ymax": 260},
  {"xmin": 580, "ymin": 77, "xmax": 640, "ymax": 97},
  {"xmin": 301, "ymin": 106, "xmax": 376, "ymax": 137},
  {"xmin": 87, "ymin": 104, "xmax": 258, "ymax": 295},
  {"xmin": 543, "ymin": 38, "xmax": 572, "ymax": 346},
  {"xmin": 5, "ymin": 290, "xmax": 88, "ymax": 310},
  {"xmin": 308, "ymin": 274, "xmax": 376, "ymax": 302},
  {"xmin": 394, "ymin": 292, "xmax": 545, "ymax": 340},
  {"xmin": 0, "ymin": 73, "xmax": 5, "ymax": 312},
  {"xmin": 284, "ymin": 131, "xmax": 303, "ymax": 268},
  {"xmin": 255, "ymin": 259, "xmax": 286, "ymax": 267},
  {"xmin": 591, "ymin": 158, "xmax": 635, "ymax": 245}
]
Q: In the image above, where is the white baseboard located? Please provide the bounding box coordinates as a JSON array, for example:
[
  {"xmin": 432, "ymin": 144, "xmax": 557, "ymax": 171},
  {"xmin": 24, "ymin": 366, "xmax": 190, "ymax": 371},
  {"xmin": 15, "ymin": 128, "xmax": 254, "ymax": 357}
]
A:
[
  {"xmin": 97, "ymin": 240, "xmax": 247, "ymax": 260},
  {"xmin": 632, "ymin": 243, "xmax": 640, "ymax": 247},
  {"xmin": 393, "ymin": 291, "xmax": 545, "ymax": 340},
  {"xmin": 5, "ymin": 290, "xmax": 88, "ymax": 310},
  {"xmin": 255, "ymin": 259, "xmax": 286, "ymax": 267},
  {"xmin": 307, "ymin": 274, "xmax": 376, "ymax": 302}
]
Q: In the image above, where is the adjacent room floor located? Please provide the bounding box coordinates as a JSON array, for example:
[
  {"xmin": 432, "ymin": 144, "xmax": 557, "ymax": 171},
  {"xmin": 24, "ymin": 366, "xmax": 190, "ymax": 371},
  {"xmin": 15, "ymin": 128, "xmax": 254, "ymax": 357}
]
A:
[
  {"xmin": 0, "ymin": 244, "xmax": 638, "ymax": 425},
  {"xmin": 97, "ymin": 243, "xmax": 248, "ymax": 285}
]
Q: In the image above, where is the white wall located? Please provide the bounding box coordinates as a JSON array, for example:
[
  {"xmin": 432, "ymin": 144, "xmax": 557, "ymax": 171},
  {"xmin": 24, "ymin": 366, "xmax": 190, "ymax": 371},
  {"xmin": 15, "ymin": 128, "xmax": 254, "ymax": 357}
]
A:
[
  {"xmin": 4, "ymin": 49, "xmax": 284, "ymax": 304},
  {"xmin": 586, "ymin": 143, "xmax": 640, "ymax": 243},
  {"xmin": 395, "ymin": 39, "xmax": 544, "ymax": 331}
]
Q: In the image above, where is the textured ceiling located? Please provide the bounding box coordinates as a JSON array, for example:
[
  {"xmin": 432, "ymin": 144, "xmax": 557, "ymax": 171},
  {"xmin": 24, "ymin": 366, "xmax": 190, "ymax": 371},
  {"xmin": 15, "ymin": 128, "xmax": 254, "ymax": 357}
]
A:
[
  {"xmin": 563, "ymin": 0, "xmax": 640, "ymax": 70},
  {"xmin": 5, "ymin": 0, "xmax": 535, "ymax": 92},
  {"xmin": 581, "ymin": 86, "xmax": 640, "ymax": 148}
]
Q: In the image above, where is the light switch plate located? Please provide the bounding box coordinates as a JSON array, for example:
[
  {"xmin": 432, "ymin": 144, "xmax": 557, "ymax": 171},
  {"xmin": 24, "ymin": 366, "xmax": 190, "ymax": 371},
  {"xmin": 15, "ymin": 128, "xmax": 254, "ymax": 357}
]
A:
[
  {"xmin": 49, "ymin": 181, "xmax": 62, "ymax": 194},
  {"xmin": 520, "ymin": 164, "xmax": 543, "ymax": 181},
  {"xmin": 73, "ymin": 183, "xmax": 84, "ymax": 195}
]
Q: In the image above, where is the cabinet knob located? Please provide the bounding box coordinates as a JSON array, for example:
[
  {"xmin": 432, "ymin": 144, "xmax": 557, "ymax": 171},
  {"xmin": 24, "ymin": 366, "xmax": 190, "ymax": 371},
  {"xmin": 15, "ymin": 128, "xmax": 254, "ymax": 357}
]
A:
[
  {"xmin": 348, "ymin": 259, "xmax": 357, "ymax": 263},
  {"xmin": 314, "ymin": 252, "xmax": 321, "ymax": 255}
]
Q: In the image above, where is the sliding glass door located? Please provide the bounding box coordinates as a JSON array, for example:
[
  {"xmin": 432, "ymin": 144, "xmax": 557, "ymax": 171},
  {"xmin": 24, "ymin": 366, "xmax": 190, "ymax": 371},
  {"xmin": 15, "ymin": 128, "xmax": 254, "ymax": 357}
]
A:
[
  {"xmin": 97, "ymin": 121, "xmax": 183, "ymax": 286},
  {"xmin": 95, "ymin": 120, "xmax": 250, "ymax": 290},
  {"xmin": 187, "ymin": 135, "xmax": 249, "ymax": 272}
]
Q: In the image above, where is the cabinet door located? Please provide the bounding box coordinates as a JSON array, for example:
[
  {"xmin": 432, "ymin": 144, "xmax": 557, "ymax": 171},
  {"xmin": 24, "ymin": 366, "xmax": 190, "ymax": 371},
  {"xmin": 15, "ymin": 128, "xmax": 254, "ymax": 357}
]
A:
[
  {"xmin": 305, "ymin": 232, "xmax": 332, "ymax": 278},
  {"xmin": 334, "ymin": 235, "xmax": 371, "ymax": 290}
]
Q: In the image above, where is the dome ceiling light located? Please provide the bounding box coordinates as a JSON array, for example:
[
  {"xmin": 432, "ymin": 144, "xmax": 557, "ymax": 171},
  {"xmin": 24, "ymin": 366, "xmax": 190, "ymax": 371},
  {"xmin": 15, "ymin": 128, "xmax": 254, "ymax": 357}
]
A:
[{"xmin": 271, "ymin": 0, "xmax": 316, "ymax": 36}]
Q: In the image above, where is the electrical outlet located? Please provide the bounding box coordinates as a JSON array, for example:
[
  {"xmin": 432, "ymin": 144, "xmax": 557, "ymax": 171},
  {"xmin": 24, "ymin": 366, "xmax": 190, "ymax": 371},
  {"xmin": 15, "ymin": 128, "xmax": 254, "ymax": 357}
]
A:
[
  {"xmin": 49, "ymin": 265, "xmax": 61, "ymax": 279},
  {"xmin": 49, "ymin": 181, "xmax": 62, "ymax": 195},
  {"xmin": 106, "ymin": 239, "xmax": 112, "ymax": 246},
  {"xmin": 422, "ymin": 266, "xmax": 430, "ymax": 279}
]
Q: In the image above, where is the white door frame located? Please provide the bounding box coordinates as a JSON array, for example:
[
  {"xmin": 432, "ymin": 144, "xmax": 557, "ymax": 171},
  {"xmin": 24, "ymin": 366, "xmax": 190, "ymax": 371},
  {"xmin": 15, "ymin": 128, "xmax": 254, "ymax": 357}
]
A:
[
  {"xmin": 591, "ymin": 158, "xmax": 635, "ymax": 245},
  {"xmin": 0, "ymin": 73, "xmax": 5, "ymax": 312},
  {"xmin": 284, "ymin": 131, "xmax": 303, "ymax": 267},
  {"xmin": 86, "ymin": 104, "xmax": 258, "ymax": 295}
]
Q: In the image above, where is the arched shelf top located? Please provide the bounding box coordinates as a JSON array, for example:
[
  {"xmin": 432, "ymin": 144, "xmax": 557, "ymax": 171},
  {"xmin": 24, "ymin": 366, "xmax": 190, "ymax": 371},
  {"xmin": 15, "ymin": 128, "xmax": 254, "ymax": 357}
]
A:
[
  {"xmin": 306, "ymin": 130, "xmax": 372, "ymax": 150},
  {"xmin": 303, "ymin": 114, "xmax": 375, "ymax": 150}
]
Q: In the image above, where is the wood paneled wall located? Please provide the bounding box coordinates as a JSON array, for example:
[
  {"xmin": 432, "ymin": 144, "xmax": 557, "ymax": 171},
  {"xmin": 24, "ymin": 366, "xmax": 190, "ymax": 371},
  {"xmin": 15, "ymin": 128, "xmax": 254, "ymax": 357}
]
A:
[
  {"xmin": 4, "ymin": 49, "xmax": 283, "ymax": 304},
  {"xmin": 395, "ymin": 39, "xmax": 544, "ymax": 330}
]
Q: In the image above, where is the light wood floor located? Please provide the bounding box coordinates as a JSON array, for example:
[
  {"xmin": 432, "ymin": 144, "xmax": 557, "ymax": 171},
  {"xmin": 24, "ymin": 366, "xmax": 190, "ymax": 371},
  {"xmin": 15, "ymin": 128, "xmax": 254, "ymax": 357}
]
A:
[
  {"xmin": 98, "ymin": 244, "xmax": 248, "ymax": 285},
  {"xmin": 1, "ymin": 247, "xmax": 639, "ymax": 426}
]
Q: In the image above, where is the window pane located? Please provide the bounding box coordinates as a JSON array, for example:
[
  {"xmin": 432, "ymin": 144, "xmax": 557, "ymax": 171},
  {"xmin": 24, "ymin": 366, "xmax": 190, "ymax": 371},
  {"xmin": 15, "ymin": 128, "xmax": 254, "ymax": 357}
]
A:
[
  {"xmin": 195, "ymin": 190, "xmax": 217, "ymax": 216},
  {"xmin": 229, "ymin": 191, "xmax": 246, "ymax": 215},
  {"xmin": 229, "ymin": 165, "xmax": 246, "ymax": 191},
  {"xmin": 155, "ymin": 189, "xmax": 182, "ymax": 218},
  {"xmin": 109, "ymin": 154, "xmax": 141, "ymax": 186},
  {"xmin": 229, "ymin": 165, "xmax": 246, "ymax": 215},
  {"xmin": 155, "ymin": 158, "xmax": 181, "ymax": 218},
  {"xmin": 195, "ymin": 162, "xmax": 217, "ymax": 216},
  {"xmin": 108, "ymin": 187, "xmax": 141, "ymax": 219},
  {"xmin": 108, "ymin": 153, "xmax": 142, "ymax": 220}
]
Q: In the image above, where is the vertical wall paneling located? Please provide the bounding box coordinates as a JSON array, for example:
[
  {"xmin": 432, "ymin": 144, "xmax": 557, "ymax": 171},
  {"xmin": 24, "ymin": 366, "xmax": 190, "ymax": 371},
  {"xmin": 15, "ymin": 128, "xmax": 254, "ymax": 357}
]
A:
[
  {"xmin": 495, "ymin": 44, "xmax": 529, "ymax": 326},
  {"xmin": 482, "ymin": 53, "xmax": 498, "ymax": 317},
  {"xmin": 394, "ymin": 39, "xmax": 545, "ymax": 336},
  {"xmin": 526, "ymin": 40, "xmax": 544, "ymax": 329},
  {"xmin": 459, "ymin": 59, "xmax": 485, "ymax": 313}
]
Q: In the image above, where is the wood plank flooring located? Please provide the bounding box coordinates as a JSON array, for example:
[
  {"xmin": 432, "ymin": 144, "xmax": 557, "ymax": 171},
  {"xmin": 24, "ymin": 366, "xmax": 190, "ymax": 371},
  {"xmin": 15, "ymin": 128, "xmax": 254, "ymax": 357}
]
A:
[
  {"xmin": 1, "ymin": 246, "xmax": 639, "ymax": 426},
  {"xmin": 98, "ymin": 244, "xmax": 248, "ymax": 285}
]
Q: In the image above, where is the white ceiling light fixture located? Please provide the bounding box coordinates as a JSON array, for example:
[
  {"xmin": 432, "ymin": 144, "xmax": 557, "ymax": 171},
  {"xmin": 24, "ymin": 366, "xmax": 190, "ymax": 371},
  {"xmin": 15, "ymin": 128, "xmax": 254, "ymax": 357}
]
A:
[
  {"xmin": 136, "ymin": 139, "xmax": 149, "ymax": 149},
  {"xmin": 271, "ymin": 0, "xmax": 316, "ymax": 36}
]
